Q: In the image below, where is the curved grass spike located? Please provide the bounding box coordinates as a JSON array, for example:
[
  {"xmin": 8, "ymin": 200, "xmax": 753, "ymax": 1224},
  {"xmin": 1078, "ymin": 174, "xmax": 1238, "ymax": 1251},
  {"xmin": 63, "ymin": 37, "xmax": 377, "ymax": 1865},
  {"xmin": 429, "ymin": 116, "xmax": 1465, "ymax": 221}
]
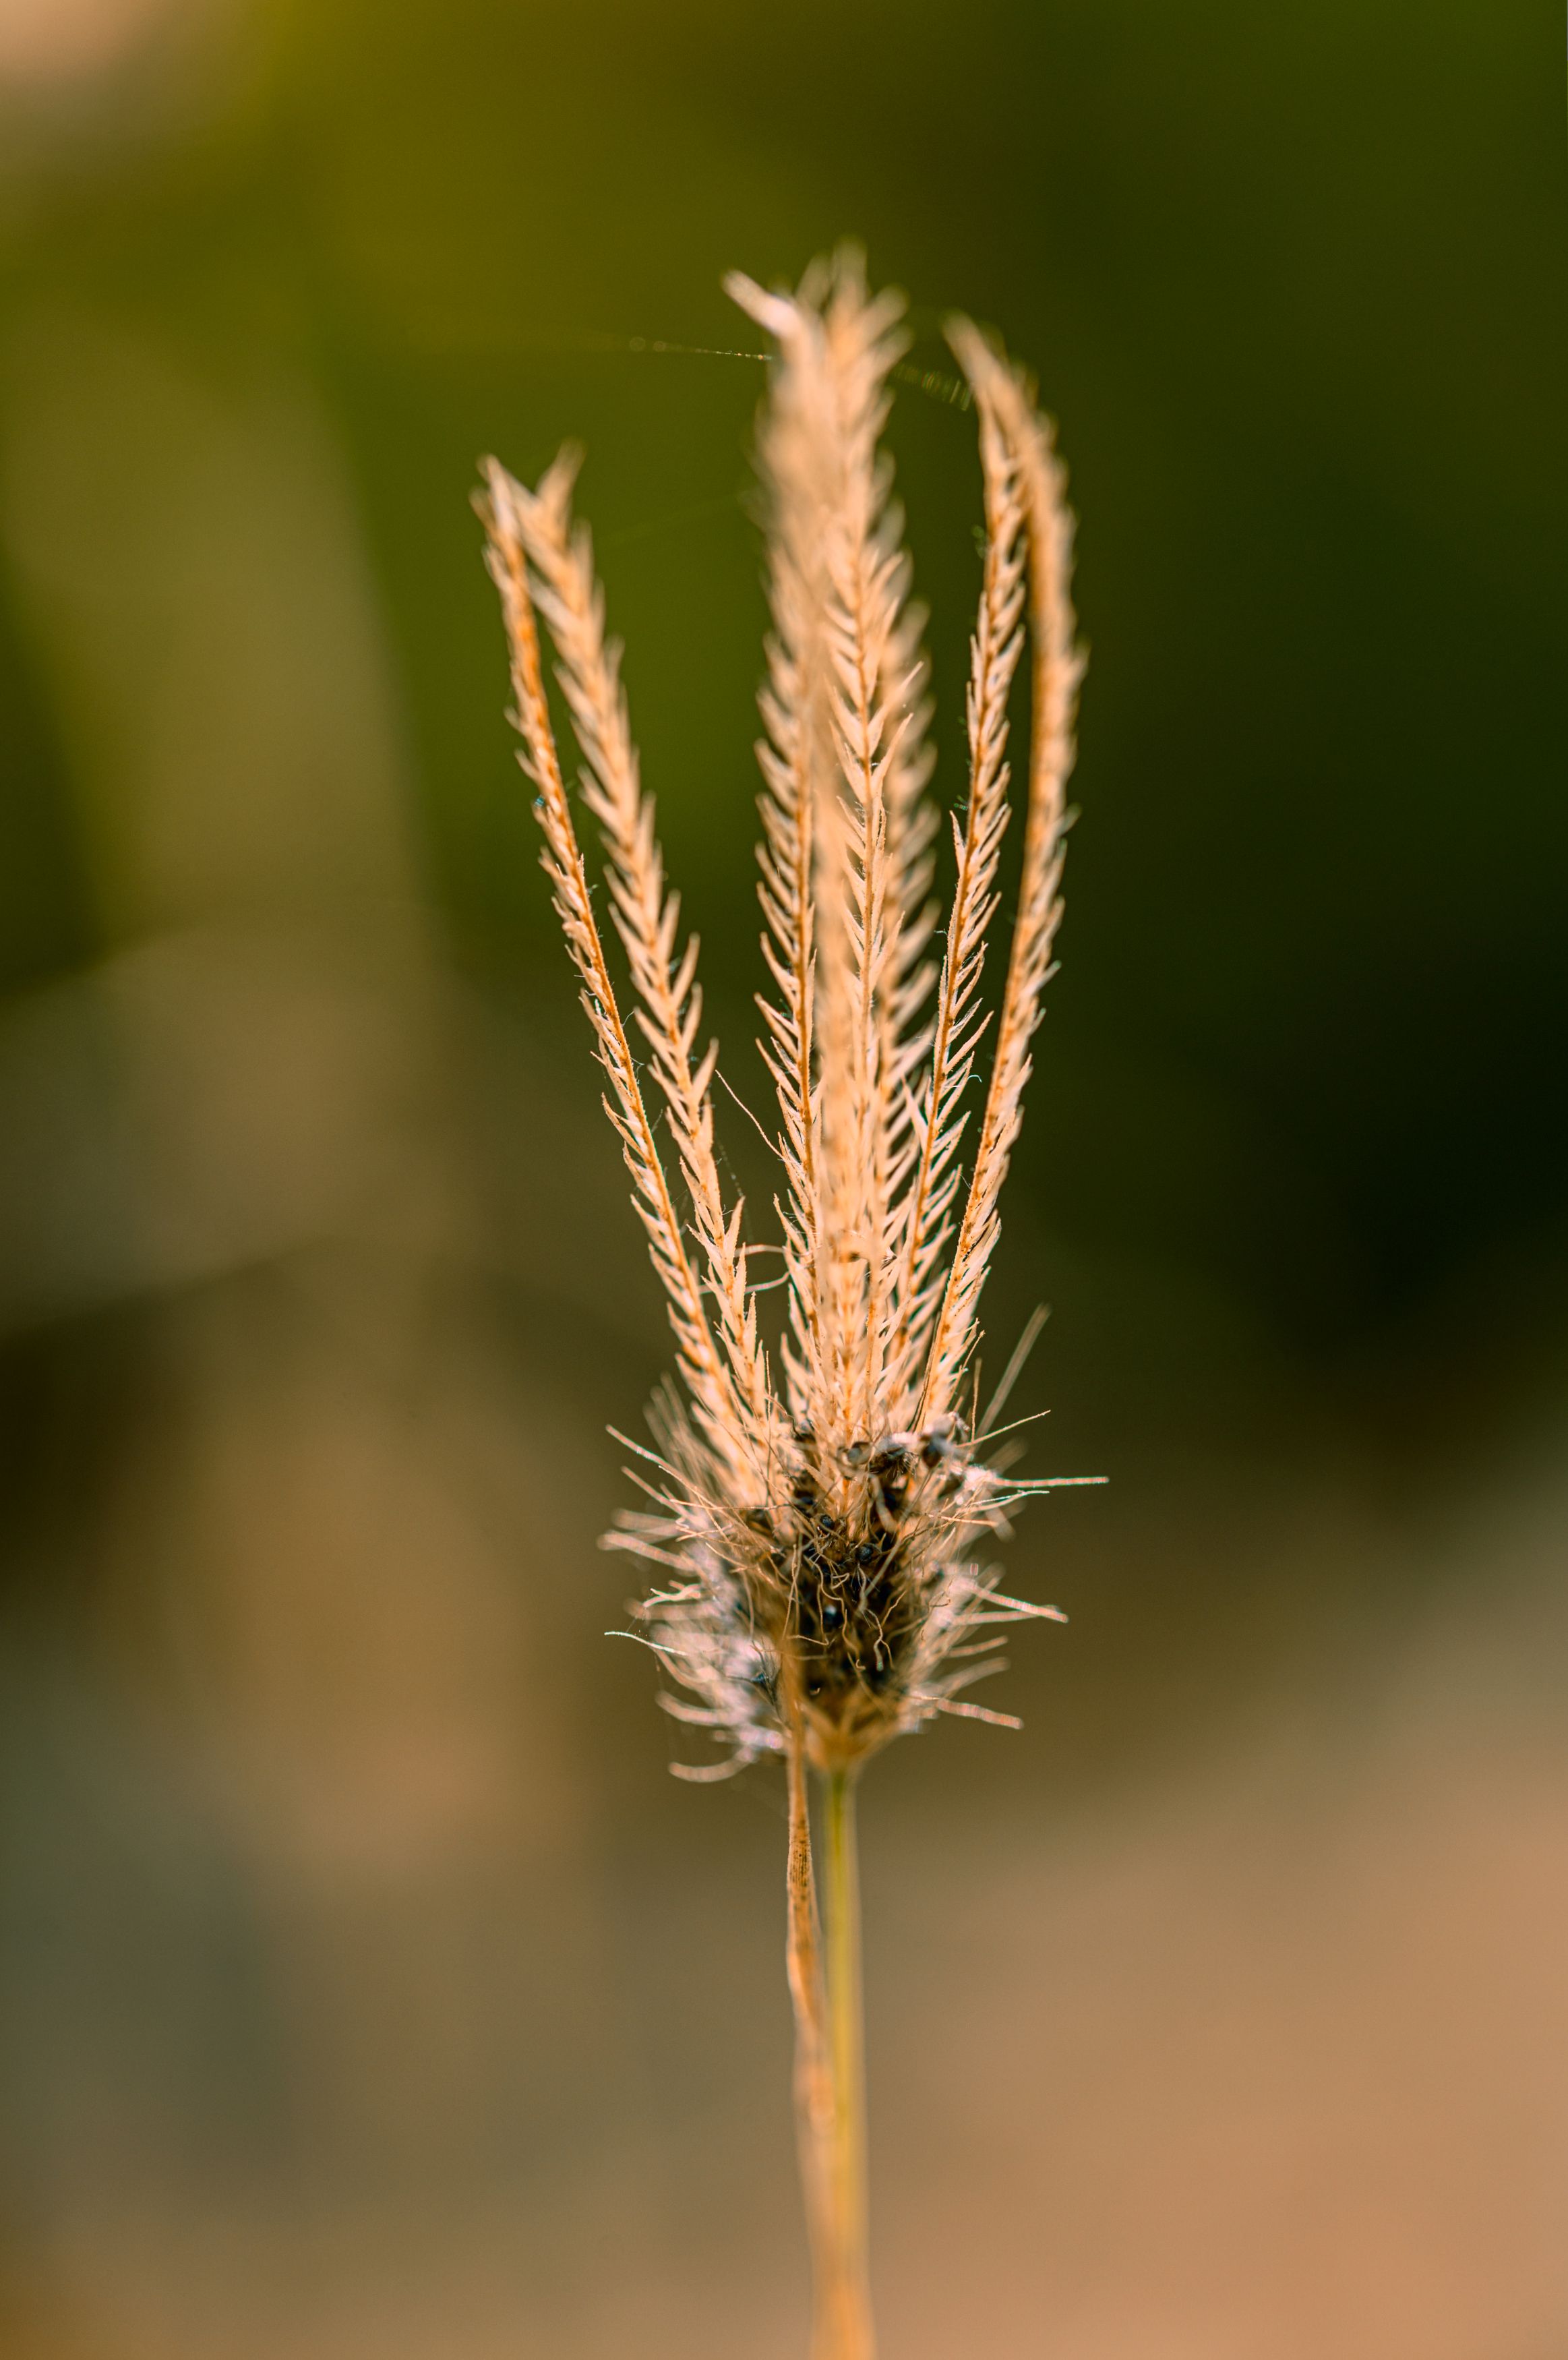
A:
[
  {"xmin": 887, "ymin": 370, "xmax": 1029, "ymax": 1411},
  {"xmin": 477, "ymin": 462, "xmax": 758, "ymax": 1492},
  {"xmin": 917, "ymin": 320, "xmax": 1084, "ymax": 1427},
  {"xmin": 480, "ymin": 252, "xmax": 1089, "ymax": 2360}
]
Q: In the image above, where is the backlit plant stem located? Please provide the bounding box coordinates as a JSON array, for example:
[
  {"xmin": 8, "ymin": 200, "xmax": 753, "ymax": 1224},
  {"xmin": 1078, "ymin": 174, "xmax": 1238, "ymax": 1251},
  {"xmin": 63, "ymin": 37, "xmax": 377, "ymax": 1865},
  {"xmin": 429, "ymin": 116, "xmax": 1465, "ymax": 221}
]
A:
[
  {"xmin": 785, "ymin": 1717, "xmax": 835, "ymax": 2340},
  {"xmin": 819, "ymin": 1766, "xmax": 874, "ymax": 2360},
  {"xmin": 787, "ymin": 1737, "xmax": 874, "ymax": 2360}
]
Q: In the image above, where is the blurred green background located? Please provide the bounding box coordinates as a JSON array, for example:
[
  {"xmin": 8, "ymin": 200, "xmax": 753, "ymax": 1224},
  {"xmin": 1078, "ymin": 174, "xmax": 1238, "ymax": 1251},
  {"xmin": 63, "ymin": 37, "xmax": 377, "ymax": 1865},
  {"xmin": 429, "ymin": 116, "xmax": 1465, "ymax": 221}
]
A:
[{"xmin": 0, "ymin": 3, "xmax": 1564, "ymax": 2355}]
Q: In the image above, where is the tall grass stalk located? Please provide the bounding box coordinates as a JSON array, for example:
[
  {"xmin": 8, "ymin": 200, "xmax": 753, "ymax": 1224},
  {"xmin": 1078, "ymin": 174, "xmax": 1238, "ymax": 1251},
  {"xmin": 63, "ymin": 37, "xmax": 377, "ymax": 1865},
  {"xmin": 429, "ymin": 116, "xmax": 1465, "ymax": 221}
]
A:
[
  {"xmin": 820, "ymin": 1769, "xmax": 871, "ymax": 2359},
  {"xmin": 477, "ymin": 248, "xmax": 1088, "ymax": 2356}
]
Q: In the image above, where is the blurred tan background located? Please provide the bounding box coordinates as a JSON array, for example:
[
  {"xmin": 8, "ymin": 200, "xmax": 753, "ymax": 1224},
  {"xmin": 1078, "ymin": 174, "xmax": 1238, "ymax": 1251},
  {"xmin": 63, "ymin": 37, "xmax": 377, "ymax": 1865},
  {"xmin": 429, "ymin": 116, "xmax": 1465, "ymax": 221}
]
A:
[{"xmin": 0, "ymin": 0, "xmax": 1565, "ymax": 2353}]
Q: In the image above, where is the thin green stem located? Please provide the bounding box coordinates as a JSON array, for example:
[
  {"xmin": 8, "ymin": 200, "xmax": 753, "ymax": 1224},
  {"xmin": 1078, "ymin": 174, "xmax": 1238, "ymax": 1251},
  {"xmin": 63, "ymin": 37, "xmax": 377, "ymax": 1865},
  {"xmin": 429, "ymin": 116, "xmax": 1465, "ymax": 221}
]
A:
[
  {"xmin": 785, "ymin": 1720, "xmax": 834, "ymax": 2322},
  {"xmin": 820, "ymin": 1766, "xmax": 875, "ymax": 2360}
]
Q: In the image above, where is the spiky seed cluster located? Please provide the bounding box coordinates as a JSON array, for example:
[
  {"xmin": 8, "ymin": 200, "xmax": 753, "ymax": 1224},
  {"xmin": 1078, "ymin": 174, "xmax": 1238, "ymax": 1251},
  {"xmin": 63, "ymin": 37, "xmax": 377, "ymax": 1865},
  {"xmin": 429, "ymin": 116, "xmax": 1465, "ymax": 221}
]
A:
[{"xmin": 479, "ymin": 252, "xmax": 1086, "ymax": 1779}]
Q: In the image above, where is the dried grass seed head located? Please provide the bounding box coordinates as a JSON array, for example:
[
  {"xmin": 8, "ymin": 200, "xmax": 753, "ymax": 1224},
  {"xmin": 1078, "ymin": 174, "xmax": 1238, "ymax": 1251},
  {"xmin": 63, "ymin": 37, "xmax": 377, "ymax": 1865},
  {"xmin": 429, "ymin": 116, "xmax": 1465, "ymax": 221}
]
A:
[{"xmin": 480, "ymin": 249, "xmax": 1084, "ymax": 1777}]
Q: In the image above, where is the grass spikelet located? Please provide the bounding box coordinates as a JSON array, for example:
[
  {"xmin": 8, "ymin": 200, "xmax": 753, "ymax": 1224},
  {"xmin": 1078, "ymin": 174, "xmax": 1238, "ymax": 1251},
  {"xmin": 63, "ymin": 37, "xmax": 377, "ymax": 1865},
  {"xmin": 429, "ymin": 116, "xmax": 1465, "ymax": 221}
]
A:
[{"xmin": 479, "ymin": 249, "xmax": 1089, "ymax": 2360}]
